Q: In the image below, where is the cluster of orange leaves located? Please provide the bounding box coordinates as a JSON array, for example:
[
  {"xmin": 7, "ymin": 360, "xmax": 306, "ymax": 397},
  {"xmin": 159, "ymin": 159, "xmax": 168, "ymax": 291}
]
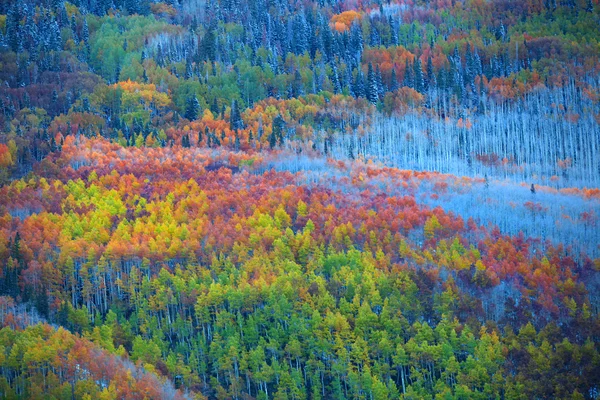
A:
[
  {"xmin": 330, "ymin": 10, "xmax": 362, "ymax": 32},
  {"xmin": 0, "ymin": 144, "xmax": 13, "ymax": 168}
]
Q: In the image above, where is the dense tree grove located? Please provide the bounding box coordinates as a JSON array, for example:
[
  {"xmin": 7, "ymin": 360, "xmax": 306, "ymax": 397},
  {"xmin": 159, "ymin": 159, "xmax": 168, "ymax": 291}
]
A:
[
  {"xmin": 0, "ymin": 0, "xmax": 599, "ymax": 398},
  {"xmin": 0, "ymin": 137, "xmax": 599, "ymax": 398}
]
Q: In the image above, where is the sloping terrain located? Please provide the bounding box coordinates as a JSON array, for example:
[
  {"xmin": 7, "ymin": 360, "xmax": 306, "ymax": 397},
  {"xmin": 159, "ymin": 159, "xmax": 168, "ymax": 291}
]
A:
[{"xmin": 0, "ymin": 0, "xmax": 599, "ymax": 398}]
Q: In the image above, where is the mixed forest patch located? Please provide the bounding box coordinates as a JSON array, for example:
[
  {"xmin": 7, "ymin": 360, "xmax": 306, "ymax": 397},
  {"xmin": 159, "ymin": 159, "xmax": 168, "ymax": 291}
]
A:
[{"xmin": 0, "ymin": 0, "xmax": 599, "ymax": 398}]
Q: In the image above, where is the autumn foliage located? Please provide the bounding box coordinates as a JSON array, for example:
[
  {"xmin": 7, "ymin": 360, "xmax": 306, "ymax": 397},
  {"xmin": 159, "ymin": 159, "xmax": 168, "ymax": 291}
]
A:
[
  {"xmin": 0, "ymin": 135, "xmax": 598, "ymax": 397},
  {"xmin": 0, "ymin": 0, "xmax": 599, "ymax": 398},
  {"xmin": 331, "ymin": 10, "xmax": 362, "ymax": 32}
]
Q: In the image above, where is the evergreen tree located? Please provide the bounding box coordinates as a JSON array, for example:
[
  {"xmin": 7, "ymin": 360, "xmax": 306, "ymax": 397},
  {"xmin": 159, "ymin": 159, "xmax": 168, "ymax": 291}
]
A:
[
  {"xmin": 82, "ymin": 18, "xmax": 89, "ymax": 45},
  {"xmin": 272, "ymin": 115, "xmax": 285, "ymax": 147},
  {"xmin": 211, "ymin": 98, "xmax": 219, "ymax": 115},
  {"xmin": 350, "ymin": 23, "xmax": 364, "ymax": 65},
  {"xmin": 230, "ymin": 100, "xmax": 244, "ymax": 131},
  {"xmin": 367, "ymin": 63, "xmax": 378, "ymax": 103},
  {"xmin": 586, "ymin": 0, "xmax": 594, "ymax": 11},
  {"xmin": 403, "ymin": 60, "xmax": 414, "ymax": 88},
  {"xmin": 498, "ymin": 21, "xmax": 507, "ymax": 42},
  {"xmin": 202, "ymin": 26, "xmax": 217, "ymax": 61},
  {"xmin": 50, "ymin": 19, "xmax": 62, "ymax": 51},
  {"xmin": 293, "ymin": 70, "xmax": 304, "ymax": 97},
  {"xmin": 11, "ymin": 232, "xmax": 21, "ymax": 263},
  {"xmin": 465, "ymin": 43, "xmax": 477, "ymax": 86},
  {"xmin": 390, "ymin": 68, "xmax": 399, "ymax": 92},
  {"xmin": 390, "ymin": 16, "xmax": 399, "ymax": 46},
  {"xmin": 370, "ymin": 25, "xmax": 380, "ymax": 47},
  {"xmin": 453, "ymin": 45, "xmax": 461, "ymax": 67},
  {"xmin": 71, "ymin": 14, "xmax": 78, "ymax": 43},
  {"xmin": 6, "ymin": 5, "xmax": 21, "ymax": 53},
  {"xmin": 185, "ymin": 95, "xmax": 200, "ymax": 121},
  {"xmin": 330, "ymin": 64, "xmax": 341, "ymax": 93},
  {"xmin": 234, "ymin": 133, "xmax": 241, "ymax": 151},
  {"xmin": 269, "ymin": 130, "xmax": 277, "ymax": 149},
  {"xmin": 414, "ymin": 58, "xmax": 424, "ymax": 93},
  {"xmin": 353, "ymin": 68, "xmax": 366, "ymax": 98},
  {"xmin": 125, "ymin": 0, "xmax": 141, "ymax": 15},
  {"xmin": 426, "ymin": 56, "xmax": 436, "ymax": 90},
  {"xmin": 375, "ymin": 66, "xmax": 385, "ymax": 98}
]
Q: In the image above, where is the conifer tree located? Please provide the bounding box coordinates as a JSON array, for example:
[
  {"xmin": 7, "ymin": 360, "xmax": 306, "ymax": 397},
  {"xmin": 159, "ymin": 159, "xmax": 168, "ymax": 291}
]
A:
[
  {"xmin": 414, "ymin": 58, "xmax": 424, "ymax": 93},
  {"xmin": 390, "ymin": 68, "xmax": 399, "ymax": 92},
  {"xmin": 230, "ymin": 100, "xmax": 244, "ymax": 131},
  {"xmin": 185, "ymin": 95, "xmax": 200, "ymax": 121},
  {"xmin": 367, "ymin": 63, "xmax": 378, "ymax": 103}
]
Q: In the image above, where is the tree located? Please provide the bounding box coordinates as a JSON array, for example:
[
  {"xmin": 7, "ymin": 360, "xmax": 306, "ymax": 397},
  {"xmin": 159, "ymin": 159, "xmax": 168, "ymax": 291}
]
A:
[
  {"xmin": 403, "ymin": 60, "xmax": 414, "ymax": 88},
  {"xmin": 6, "ymin": 5, "xmax": 21, "ymax": 52},
  {"xmin": 82, "ymin": 18, "xmax": 90, "ymax": 45},
  {"xmin": 185, "ymin": 96, "xmax": 201, "ymax": 121},
  {"xmin": 353, "ymin": 68, "xmax": 366, "ymax": 98},
  {"xmin": 426, "ymin": 56, "xmax": 435, "ymax": 90},
  {"xmin": 293, "ymin": 70, "xmax": 304, "ymax": 97},
  {"xmin": 414, "ymin": 58, "xmax": 424, "ymax": 93},
  {"xmin": 202, "ymin": 26, "xmax": 217, "ymax": 61},
  {"xmin": 269, "ymin": 129, "xmax": 277, "ymax": 149},
  {"xmin": 390, "ymin": 68, "xmax": 399, "ymax": 92},
  {"xmin": 182, "ymin": 134, "xmax": 191, "ymax": 148},
  {"xmin": 367, "ymin": 63, "xmax": 378, "ymax": 103},
  {"xmin": 230, "ymin": 100, "xmax": 244, "ymax": 131}
]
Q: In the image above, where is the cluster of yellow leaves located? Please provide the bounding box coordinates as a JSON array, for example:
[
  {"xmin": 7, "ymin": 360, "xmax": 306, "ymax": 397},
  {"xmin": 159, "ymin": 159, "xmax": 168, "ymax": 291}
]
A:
[{"xmin": 115, "ymin": 79, "xmax": 171, "ymax": 109}]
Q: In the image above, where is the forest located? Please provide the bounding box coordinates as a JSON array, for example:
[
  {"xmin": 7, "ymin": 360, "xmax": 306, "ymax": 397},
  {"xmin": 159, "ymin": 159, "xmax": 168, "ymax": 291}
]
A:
[{"xmin": 0, "ymin": 0, "xmax": 599, "ymax": 398}]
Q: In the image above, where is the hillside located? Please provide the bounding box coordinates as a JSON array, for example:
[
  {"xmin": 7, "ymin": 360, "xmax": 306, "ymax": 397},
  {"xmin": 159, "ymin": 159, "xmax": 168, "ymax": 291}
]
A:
[{"xmin": 0, "ymin": 0, "xmax": 599, "ymax": 398}]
